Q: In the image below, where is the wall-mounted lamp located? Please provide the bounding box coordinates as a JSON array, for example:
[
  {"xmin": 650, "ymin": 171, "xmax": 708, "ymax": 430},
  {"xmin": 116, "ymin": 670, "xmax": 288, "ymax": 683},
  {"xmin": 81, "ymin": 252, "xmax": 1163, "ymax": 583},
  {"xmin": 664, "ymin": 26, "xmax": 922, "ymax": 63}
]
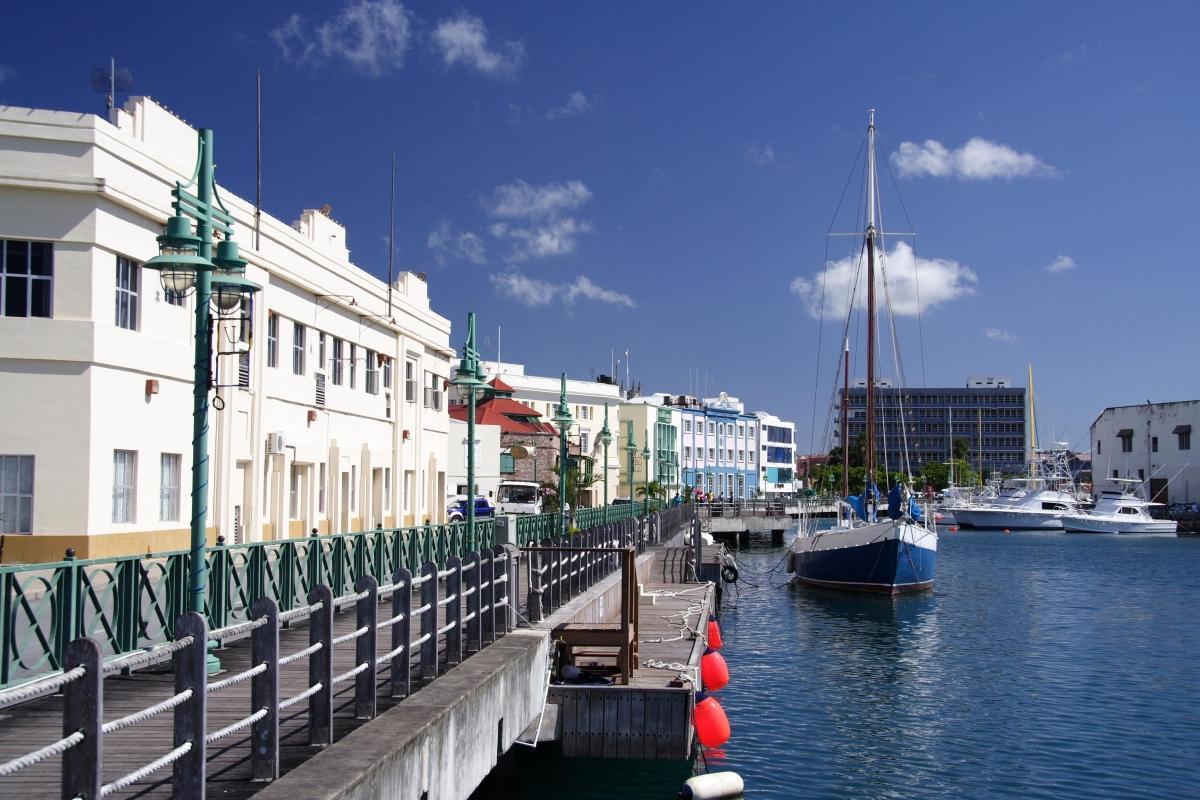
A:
[
  {"xmin": 145, "ymin": 379, "xmax": 160, "ymax": 396},
  {"xmin": 307, "ymin": 409, "xmax": 318, "ymax": 424}
]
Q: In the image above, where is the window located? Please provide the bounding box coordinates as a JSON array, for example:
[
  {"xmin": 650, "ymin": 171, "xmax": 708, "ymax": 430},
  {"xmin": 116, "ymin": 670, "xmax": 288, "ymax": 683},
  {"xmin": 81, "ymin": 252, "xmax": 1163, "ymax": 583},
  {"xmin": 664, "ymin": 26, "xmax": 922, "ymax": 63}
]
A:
[
  {"xmin": 267, "ymin": 313, "xmax": 279, "ymax": 368},
  {"xmin": 332, "ymin": 338, "xmax": 344, "ymax": 385},
  {"xmin": 0, "ymin": 455, "xmax": 34, "ymax": 534},
  {"xmin": 292, "ymin": 322, "xmax": 306, "ymax": 375},
  {"xmin": 1, "ymin": 240, "xmax": 53, "ymax": 318},
  {"xmin": 579, "ymin": 432, "xmax": 589, "ymax": 453},
  {"xmin": 684, "ymin": 446, "xmax": 691, "ymax": 461},
  {"xmin": 159, "ymin": 453, "xmax": 181, "ymax": 522},
  {"xmin": 318, "ymin": 463, "xmax": 326, "ymax": 513},
  {"xmin": 1152, "ymin": 436, "xmax": 1158, "ymax": 453},
  {"xmin": 115, "ymin": 256, "xmax": 139, "ymax": 329},
  {"xmin": 317, "ymin": 333, "xmax": 326, "ymax": 372},
  {"xmin": 709, "ymin": 422, "xmax": 715, "ymax": 435},
  {"xmin": 351, "ymin": 465, "xmax": 357, "ymax": 510},
  {"xmin": 738, "ymin": 425, "xmax": 744, "ymax": 437},
  {"xmin": 1179, "ymin": 430, "xmax": 1192, "ymax": 451},
  {"xmin": 366, "ymin": 349, "xmax": 379, "ymax": 394},
  {"xmin": 708, "ymin": 448, "xmax": 715, "ymax": 461},
  {"xmin": 349, "ymin": 344, "xmax": 357, "ymax": 389},
  {"xmin": 1120, "ymin": 434, "xmax": 1133, "ymax": 453},
  {"xmin": 684, "ymin": 420, "xmax": 691, "ymax": 433},
  {"xmin": 405, "ymin": 359, "xmax": 417, "ymax": 403},
  {"xmin": 382, "ymin": 356, "xmax": 392, "ymax": 389},
  {"xmin": 384, "ymin": 468, "xmax": 391, "ymax": 510},
  {"xmin": 165, "ymin": 287, "xmax": 186, "ymax": 307},
  {"xmin": 424, "ymin": 371, "xmax": 442, "ymax": 410},
  {"xmin": 500, "ymin": 453, "xmax": 516, "ymax": 474},
  {"xmin": 112, "ymin": 450, "xmax": 137, "ymax": 523}
]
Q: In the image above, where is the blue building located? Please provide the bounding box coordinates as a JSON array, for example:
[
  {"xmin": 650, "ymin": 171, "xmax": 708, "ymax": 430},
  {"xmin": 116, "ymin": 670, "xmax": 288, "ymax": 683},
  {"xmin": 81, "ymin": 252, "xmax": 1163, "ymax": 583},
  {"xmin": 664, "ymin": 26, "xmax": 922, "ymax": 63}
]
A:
[{"xmin": 673, "ymin": 392, "xmax": 759, "ymax": 499}]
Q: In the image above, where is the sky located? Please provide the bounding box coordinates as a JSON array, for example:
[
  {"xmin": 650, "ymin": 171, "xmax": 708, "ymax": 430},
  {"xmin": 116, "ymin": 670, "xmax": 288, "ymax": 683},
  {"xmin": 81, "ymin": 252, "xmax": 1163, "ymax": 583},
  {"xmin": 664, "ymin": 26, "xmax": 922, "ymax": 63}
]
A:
[{"xmin": 2, "ymin": 0, "xmax": 1198, "ymax": 455}]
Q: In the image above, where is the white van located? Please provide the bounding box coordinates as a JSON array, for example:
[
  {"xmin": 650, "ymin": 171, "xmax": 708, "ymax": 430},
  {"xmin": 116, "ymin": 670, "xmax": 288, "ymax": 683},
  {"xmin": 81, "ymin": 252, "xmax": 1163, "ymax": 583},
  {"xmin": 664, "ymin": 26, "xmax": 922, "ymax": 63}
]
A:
[{"xmin": 497, "ymin": 481, "xmax": 542, "ymax": 515}]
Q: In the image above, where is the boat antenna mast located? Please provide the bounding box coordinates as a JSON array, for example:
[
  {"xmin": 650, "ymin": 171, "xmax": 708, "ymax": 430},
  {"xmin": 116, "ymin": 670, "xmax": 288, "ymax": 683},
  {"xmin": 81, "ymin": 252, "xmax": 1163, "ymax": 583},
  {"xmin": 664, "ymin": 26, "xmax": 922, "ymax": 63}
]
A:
[
  {"xmin": 864, "ymin": 108, "xmax": 878, "ymax": 518},
  {"xmin": 842, "ymin": 336, "xmax": 850, "ymax": 500}
]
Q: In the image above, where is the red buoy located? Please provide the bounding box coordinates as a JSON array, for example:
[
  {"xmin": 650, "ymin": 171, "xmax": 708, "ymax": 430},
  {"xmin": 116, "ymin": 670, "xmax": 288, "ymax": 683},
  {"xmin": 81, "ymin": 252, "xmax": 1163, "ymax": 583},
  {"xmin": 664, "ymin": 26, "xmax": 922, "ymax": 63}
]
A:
[
  {"xmin": 700, "ymin": 648, "xmax": 730, "ymax": 691},
  {"xmin": 707, "ymin": 620, "xmax": 723, "ymax": 649},
  {"xmin": 693, "ymin": 695, "xmax": 731, "ymax": 747}
]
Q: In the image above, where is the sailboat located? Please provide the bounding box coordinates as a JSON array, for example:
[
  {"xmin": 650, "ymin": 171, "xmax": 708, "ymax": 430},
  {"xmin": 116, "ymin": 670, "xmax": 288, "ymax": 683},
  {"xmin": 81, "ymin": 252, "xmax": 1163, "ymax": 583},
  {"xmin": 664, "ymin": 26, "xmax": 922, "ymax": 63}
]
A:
[{"xmin": 787, "ymin": 110, "xmax": 938, "ymax": 594}]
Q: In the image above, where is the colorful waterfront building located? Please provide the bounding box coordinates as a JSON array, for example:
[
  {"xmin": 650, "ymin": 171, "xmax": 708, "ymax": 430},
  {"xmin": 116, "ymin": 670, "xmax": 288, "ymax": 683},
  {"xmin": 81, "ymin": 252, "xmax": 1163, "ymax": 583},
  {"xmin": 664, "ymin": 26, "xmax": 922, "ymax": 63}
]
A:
[
  {"xmin": 676, "ymin": 392, "xmax": 759, "ymax": 500},
  {"xmin": 617, "ymin": 397, "xmax": 680, "ymax": 499},
  {"xmin": 755, "ymin": 411, "xmax": 797, "ymax": 496}
]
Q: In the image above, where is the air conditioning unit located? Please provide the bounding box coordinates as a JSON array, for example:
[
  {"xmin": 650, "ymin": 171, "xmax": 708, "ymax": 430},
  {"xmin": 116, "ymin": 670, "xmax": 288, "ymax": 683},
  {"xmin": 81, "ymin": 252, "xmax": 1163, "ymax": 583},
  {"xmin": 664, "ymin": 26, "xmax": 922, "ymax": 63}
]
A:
[{"xmin": 266, "ymin": 432, "xmax": 286, "ymax": 454}]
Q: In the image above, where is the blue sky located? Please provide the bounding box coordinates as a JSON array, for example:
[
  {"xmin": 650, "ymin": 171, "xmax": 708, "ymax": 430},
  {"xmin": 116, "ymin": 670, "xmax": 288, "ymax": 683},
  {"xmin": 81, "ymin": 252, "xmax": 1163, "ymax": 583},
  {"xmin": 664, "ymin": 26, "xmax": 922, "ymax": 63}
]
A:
[{"xmin": 2, "ymin": 1, "xmax": 1198, "ymax": 454}]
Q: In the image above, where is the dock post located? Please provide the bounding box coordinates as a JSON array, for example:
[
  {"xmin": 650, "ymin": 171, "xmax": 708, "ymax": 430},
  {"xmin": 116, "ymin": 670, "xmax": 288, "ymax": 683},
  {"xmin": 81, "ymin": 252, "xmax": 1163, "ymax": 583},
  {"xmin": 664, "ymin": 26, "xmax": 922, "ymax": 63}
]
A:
[
  {"xmin": 771, "ymin": 529, "xmax": 785, "ymax": 547},
  {"xmin": 172, "ymin": 612, "xmax": 208, "ymax": 798},
  {"xmin": 250, "ymin": 597, "xmax": 279, "ymax": 781},
  {"xmin": 390, "ymin": 566, "xmax": 412, "ymax": 698},
  {"xmin": 464, "ymin": 552, "xmax": 481, "ymax": 652},
  {"xmin": 420, "ymin": 561, "xmax": 438, "ymax": 680},
  {"xmin": 355, "ymin": 575, "xmax": 379, "ymax": 719},
  {"xmin": 62, "ymin": 636, "xmax": 102, "ymax": 799},
  {"xmin": 308, "ymin": 584, "xmax": 334, "ymax": 746},
  {"xmin": 445, "ymin": 557, "xmax": 462, "ymax": 667}
]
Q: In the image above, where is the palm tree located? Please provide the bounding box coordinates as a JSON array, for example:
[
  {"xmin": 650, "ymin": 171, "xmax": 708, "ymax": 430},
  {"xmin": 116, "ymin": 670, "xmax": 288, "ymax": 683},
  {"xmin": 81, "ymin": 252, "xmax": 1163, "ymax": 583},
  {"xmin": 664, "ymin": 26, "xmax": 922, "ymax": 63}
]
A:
[{"xmin": 636, "ymin": 480, "xmax": 667, "ymax": 501}]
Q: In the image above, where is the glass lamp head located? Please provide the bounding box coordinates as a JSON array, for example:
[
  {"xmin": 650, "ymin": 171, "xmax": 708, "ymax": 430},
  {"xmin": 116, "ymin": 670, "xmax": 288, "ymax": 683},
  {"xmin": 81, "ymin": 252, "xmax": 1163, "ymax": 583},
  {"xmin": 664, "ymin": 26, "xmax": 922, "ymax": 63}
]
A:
[{"xmin": 211, "ymin": 270, "xmax": 261, "ymax": 314}]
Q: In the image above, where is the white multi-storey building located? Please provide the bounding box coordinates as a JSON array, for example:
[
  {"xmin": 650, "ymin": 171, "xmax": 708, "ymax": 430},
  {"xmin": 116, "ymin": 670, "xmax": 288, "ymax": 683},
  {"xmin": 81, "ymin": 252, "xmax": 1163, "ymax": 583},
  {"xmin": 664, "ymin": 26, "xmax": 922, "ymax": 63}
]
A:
[
  {"xmin": 481, "ymin": 362, "xmax": 621, "ymax": 506},
  {"xmin": 755, "ymin": 411, "xmax": 797, "ymax": 496},
  {"xmin": 0, "ymin": 97, "xmax": 454, "ymax": 563},
  {"xmin": 1090, "ymin": 400, "xmax": 1198, "ymax": 504}
]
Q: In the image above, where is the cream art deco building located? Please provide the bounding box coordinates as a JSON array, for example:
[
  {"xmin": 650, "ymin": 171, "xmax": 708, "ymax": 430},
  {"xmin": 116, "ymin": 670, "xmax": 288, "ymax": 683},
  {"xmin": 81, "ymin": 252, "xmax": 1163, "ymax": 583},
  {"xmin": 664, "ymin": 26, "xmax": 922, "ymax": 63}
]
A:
[{"xmin": 0, "ymin": 97, "xmax": 454, "ymax": 562}]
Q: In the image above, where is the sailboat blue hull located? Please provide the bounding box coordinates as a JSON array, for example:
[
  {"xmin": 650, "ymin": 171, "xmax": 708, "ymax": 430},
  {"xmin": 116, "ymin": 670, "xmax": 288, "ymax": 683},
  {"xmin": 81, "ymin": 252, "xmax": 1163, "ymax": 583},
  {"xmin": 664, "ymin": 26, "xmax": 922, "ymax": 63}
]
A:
[{"xmin": 792, "ymin": 532, "xmax": 936, "ymax": 594}]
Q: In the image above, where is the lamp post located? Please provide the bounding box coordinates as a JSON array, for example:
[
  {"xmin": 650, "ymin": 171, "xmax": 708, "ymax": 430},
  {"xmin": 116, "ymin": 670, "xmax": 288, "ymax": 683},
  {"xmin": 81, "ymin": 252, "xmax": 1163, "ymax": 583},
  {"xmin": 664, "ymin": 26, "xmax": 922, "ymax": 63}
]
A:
[
  {"xmin": 552, "ymin": 374, "xmax": 574, "ymax": 537},
  {"xmin": 452, "ymin": 312, "xmax": 486, "ymax": 550},
  {"xmin": 625, "ymin": 426, "xmax": 637, "ymax": 509},
  {"xmin": 642, "ymin": 443, "xmax": 652, "ymax": 512},
  {"xmin": 144, "ymin": 128, "xmax": 260, "ymax": 673},
  {"xmin": 598, "ymin": 403, "xmax": 613, "ymax": 521}
]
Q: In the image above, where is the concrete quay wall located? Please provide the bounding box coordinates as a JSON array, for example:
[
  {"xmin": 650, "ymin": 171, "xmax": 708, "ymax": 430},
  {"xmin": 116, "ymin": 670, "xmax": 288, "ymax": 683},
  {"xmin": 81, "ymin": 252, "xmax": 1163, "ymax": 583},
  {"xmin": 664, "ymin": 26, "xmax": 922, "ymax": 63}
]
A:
[{"xmin": 252, "ymin": 630, "xmax": 550, "ymax": 800}]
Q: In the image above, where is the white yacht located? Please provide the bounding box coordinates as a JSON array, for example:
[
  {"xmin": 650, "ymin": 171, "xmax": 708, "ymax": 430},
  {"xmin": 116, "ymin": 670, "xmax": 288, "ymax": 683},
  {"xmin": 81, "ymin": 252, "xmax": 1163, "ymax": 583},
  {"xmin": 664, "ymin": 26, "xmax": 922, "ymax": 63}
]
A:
[
  {"xmin": 1061, "ymin": 479, "xmax": 1178, "ymax": 535},
  {"xmin": 951, "ymin": 448, "xmax": 1082, "ymax": 530}
]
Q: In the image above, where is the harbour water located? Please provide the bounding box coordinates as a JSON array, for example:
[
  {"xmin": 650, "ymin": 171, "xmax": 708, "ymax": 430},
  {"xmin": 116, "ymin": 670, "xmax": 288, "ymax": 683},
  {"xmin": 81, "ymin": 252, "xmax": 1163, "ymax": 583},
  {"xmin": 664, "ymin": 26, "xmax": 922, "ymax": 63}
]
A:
[{"xmin": 478, "ymin": 527, "xmax": 1200, "ymax": 798}]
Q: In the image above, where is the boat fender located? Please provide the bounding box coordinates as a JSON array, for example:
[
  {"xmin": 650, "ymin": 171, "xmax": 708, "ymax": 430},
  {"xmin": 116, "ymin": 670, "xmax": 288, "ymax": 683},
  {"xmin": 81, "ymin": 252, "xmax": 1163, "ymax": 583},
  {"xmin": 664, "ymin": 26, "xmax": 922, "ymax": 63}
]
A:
[
  {"xmin": 785, "ymin": 551, "xmax": 795, "ymax": 573},
  {"xmin": 679, "ymin": 771, "xmax": 744, "ymax": 800},
  {"xmin": 715, "ymin": 556, "xmax": 734, "ymax": 582}
]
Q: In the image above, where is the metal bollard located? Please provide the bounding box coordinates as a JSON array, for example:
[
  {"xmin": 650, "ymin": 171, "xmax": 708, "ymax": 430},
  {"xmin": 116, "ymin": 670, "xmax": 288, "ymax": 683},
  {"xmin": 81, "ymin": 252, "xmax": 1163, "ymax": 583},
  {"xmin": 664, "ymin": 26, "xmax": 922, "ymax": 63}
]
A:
[
  {"xmin": 62, "ymin": 636, "xmax": 102, "ymax": 799},
  {"xmin": 463, "ymin": 552, "xmax": 481, "ymax": 653},
  {"xmin": 419, "ymin": 561, "xmax": 437, "ymax": 680},
  {"xmin": 390, "ymin": 566, "xmax": 412, "ymax": 699},
  {"xmin": 308, "ymin": 585, "xmax": 334, "ymax": 747},
  {"xmin": 445, "ymin": 557, "xmax": 462, "ymax": 667},
  {"xmin": 172, "ymin": 612, "xmax": 207, "ymax": 799},
  {"xmin": 251, "ymin": 597, "xmax": 279, "ymax": 782},
  {"xmin": 354, "ymin": 575, "xmax": 378, "ymax": 720}
]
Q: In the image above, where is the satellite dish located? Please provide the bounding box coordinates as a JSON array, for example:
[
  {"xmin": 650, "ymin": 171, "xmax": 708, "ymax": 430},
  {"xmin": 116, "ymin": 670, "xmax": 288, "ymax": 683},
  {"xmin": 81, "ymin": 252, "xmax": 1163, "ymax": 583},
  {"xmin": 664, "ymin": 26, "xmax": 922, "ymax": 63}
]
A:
[
  {"xmin": 90, "ymin": 59, "xmax": 133, "ymax": 114},
  {"xmin": 509, "ymin": 445, "xmax": 529, "ymax": 460}
]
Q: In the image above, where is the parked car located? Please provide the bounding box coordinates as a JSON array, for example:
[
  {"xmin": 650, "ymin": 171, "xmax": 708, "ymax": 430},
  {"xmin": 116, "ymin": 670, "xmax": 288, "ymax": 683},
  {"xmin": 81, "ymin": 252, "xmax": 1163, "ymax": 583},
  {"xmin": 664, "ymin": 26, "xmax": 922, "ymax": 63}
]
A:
[{"xmin": 447, "ymin": 496, "xmax": 495, "ymax": 522}]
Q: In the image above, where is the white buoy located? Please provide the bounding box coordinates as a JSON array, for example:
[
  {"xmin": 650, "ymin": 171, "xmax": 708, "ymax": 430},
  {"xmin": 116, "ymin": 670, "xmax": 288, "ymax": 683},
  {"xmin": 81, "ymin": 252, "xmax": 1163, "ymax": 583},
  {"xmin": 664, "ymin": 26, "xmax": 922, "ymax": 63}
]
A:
[{"xmin": 680, "ymin": 771, "xmax": 744, "ymax": 800}]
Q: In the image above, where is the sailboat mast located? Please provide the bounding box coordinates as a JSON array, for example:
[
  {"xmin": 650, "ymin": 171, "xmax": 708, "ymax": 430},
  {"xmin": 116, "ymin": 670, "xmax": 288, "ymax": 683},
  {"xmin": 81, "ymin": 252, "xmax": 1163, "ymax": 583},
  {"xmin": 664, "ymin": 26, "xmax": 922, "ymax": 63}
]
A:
[
  {"xmin": 842, "ymin": 337, "xmax": 850, "ymax": 499},
  {"xmin": 865, "ymin": 109, "xmax": 878, "ymax": 500}
]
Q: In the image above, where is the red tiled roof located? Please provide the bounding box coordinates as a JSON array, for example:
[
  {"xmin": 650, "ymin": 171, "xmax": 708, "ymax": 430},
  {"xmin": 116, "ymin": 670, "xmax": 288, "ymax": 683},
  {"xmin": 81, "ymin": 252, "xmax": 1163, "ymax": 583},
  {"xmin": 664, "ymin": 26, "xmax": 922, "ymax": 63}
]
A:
[
  {"xmin": 448, "ymin": 397, "xmax": 557, "ymax": 435},
  {"xmin": 488, "ymin": 376, "xmax": 515, "ymax": 393}
]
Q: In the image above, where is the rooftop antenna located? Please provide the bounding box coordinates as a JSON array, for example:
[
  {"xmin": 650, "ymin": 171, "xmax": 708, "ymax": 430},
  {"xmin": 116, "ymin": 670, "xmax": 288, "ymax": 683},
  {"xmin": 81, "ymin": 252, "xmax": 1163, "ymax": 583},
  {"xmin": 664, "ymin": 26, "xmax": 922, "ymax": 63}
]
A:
[
  {"xmin": 387, "ymin": 151, "xmax": 395, "ymax": 317},
  {"xmin": 255, "ymin": 69, "xmax": 262, "ymax": 250},
  {"xmin": 90, "ymin": 58, "xmax": 133, "ymax": 118}
]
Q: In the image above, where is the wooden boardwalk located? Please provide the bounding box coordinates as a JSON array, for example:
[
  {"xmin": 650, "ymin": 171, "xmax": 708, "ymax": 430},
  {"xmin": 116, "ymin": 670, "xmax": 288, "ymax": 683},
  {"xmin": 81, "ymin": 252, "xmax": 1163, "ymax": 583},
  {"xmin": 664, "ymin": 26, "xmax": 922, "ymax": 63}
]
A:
[{"xmin": 0, "ymin": 574, "xmax": 513, "ymax": 800}]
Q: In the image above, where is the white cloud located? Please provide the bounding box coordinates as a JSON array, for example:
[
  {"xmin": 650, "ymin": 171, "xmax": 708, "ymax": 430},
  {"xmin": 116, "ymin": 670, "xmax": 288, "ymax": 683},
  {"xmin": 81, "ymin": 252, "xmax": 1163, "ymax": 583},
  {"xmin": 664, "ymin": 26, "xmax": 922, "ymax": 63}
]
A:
[
  {"xmin": 427, "ymin": 220, "xmax": 486, "ymax": 265},
  {"xmin": 1058, "ymin": 43, "xmax": 1089, "ymax": 66},
  {"xmin": 746, "ymin": 140, "xmax": 776, "ymax": 167},
  {"xmin": 545, "ymin": 91, "xmax": 598, "ymax": 120},
  {"xmin": 491, "ymin": 271, "xmax": 635, "ymax": 308},
  {"xmin": 271, "ymin": 0, "xmax": 412, "ymax": 76},
  {"xmin": 485, "ymin": 179, "xmax": 593, "ymax": 262},
  {"xmin": 431, "ymin": 14, "xmax": 525, "ymax": 78},
  {"xmin": 489, "ymin": 179, "xmax": 591, "ymax": 219},
  {"xmin": 0, "ymin": 65, "xmax": 14, "ymax": 84},
  {"xmin": 891, "ymin": 137, "xmax": 1058, "ymax": 180},
  {"xmin": 1044, "ymin": 255, "xmax": 1075, "ymax": 273},
  {"xmin": 790, "ymin": 241, "xmax": 977, "ymax": 319},
  {"xmin": 984, "ymin": 328, "xmax": 1019, "ymax": 344}
]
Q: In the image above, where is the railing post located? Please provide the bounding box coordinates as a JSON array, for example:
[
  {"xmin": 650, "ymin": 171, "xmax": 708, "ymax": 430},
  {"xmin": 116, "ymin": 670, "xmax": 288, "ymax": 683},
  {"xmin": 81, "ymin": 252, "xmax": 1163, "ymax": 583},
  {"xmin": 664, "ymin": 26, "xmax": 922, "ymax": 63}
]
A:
[
  {"xmin": 526, "ymin": 545, "xmax": 541, "ymax": 625},
  {"xmin": 62, "ymin": 635, "xmax": 102, "ymax": 800},
  {"xmin": 354, "ymin": 575, "xmax": 378, "ymax": 720},
  {"xmin": 390, "ymin": 566, "xmax": 412, "ymax": 699},
  {"xmin": 248, "ymin": 545, "xmax": 266, "ymax": 605},
  {"xmin": 308, "ymin": 584, "xmax": 333, "ymax": 747},
  {"xmin": 419, "ymin": 561, "xmax": 437, "ymax": 681},
  {"xmin": 482, "ymin": 548, "xmax": 496, "ymax": 643},
  {"xmin": 500, "ymin": 545, "xmax": 517, "ymax": 634},
  {"xmin": 172, "ymin": 612, "xmax": 207, "ymax": 800},
  {"xmin": 464, "ymin": 552, "xmax": 481, "ymax": 653},
  {"xmin": 279, "ymin": 543, "xmax": 296, "ymax": 614},
  {"xmin": 54, "ymin": 552, "xmax": 78, "ymax": 667},
  {"xmin": 209, "ymin": 544, "xmax": 229, "ymax": 632},
  {"xmin": 114, "ymin": 558, "xmax": 139, "ymax": 654},
  {"xmin": 250, "ymin": 597, "xmax": 279, "ymax": 782},
  {"xmin": 445, "ymin": 556, "xmax": 462, "ymax": 667},
  {"xmin": 692, "ymin": 512, "xmax": 703, "ymax": 581}
]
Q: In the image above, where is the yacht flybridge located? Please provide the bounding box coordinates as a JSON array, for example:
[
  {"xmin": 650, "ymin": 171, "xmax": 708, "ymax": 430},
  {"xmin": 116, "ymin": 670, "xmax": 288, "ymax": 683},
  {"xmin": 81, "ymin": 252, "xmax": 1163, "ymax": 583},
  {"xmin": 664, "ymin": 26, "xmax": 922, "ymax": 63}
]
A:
[
  {"xmin": 1061, "ymin": 479, "xmax": 1178, "ymax": 535},
  {"xmin": 950, "ymin": 446, "xmax": 1083, "ymax": 530}
]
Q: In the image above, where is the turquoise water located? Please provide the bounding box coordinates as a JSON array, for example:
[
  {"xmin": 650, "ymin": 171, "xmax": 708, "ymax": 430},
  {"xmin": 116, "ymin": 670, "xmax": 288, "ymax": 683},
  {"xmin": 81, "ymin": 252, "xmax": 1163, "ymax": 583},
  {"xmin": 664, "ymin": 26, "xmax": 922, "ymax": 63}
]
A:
[{"xmin": 477, "ymin": 529, "xmax": 1200, "ymax": 798}]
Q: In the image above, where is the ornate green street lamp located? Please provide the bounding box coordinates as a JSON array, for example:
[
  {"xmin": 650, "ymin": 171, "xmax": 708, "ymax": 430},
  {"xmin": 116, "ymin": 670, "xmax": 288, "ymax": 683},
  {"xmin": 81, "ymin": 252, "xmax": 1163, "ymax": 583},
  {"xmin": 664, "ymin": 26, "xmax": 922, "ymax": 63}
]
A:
[
  {"xmin": 552, "ymin": 374, "xmax": 574, "ymax": 537},
  {"xmin": 144, "ymin": 128, "xmax": 260, "ymax": 673},
  {"xmin": 451, "ymin": 312, "xmax": 486, "ymax": 550},
  {"xmin": 625, "ymin": 425, "xmax": 637, "ymax": 510},
  {"xmin": 598, "ymin": 403, "xmax": 613, "ymax": 522},
  {"xmin": 642, "ymin": 443, "xmax": 652, "ymax": 511}
]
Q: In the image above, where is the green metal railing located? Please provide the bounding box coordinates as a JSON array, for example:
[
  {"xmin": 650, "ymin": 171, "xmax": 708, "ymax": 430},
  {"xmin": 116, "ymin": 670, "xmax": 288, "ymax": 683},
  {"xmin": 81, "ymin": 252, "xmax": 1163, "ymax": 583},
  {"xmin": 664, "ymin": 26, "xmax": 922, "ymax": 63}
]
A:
[
  {"xmin": 0, "ymin": 518, "xmax": 495, "ymax": 688},
  {"xmin": 514, "ymin": 500, "xmax": 663, "ymax": 545}
]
